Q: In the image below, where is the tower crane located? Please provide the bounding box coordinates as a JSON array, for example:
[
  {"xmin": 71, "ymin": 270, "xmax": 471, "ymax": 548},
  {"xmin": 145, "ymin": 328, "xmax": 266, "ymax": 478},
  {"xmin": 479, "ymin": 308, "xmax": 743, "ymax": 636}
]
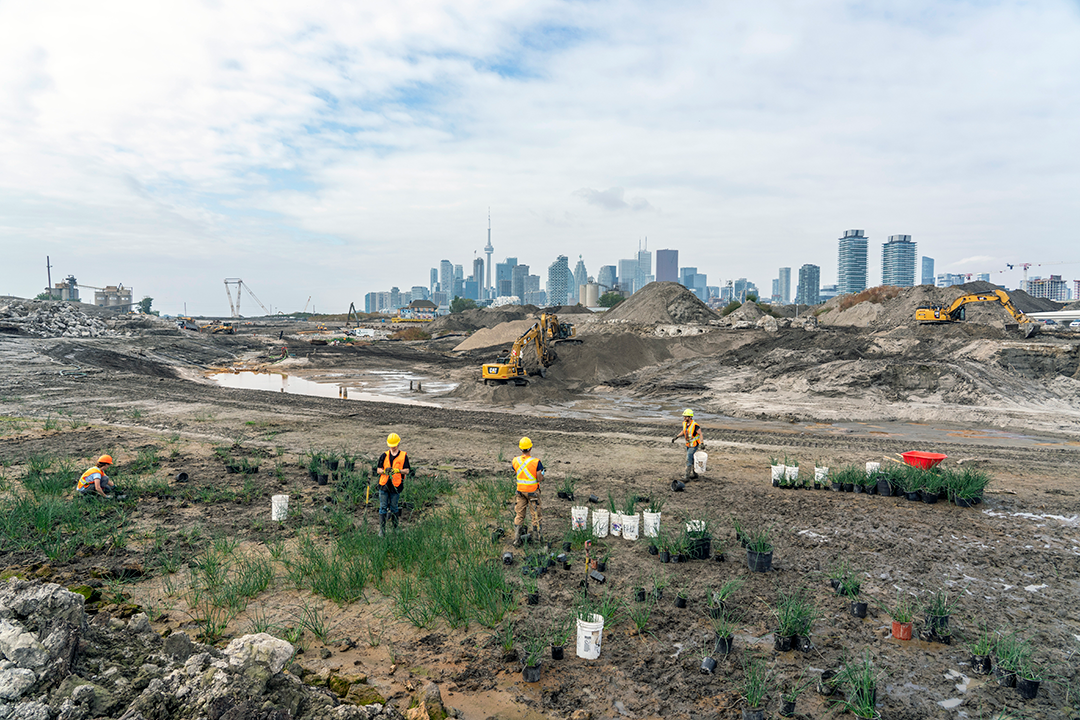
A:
[
  {"xmin": 302, "ymin": 296, "xmax": 312, "ymax": 314},
  {"xmin": 224, "ymin": 279, "xmax": 271, "ymax": 318}
]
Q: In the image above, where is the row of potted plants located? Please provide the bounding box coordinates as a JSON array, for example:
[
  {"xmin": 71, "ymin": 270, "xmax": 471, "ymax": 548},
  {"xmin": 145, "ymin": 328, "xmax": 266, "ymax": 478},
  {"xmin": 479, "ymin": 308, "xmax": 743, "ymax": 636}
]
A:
[{"xmin": 771, "ymin": 459, "xmax": 991, "ymax": 507}]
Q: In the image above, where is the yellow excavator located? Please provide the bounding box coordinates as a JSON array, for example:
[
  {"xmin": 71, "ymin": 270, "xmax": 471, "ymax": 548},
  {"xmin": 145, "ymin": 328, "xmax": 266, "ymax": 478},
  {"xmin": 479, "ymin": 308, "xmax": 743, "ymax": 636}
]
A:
[
  {"xmin": 915, "ymin": 289, "xmax": 1031, "ymax": 325},
  {"xmin": 481, "ymin": 313, "xmax": 576, "ymax": 385}
]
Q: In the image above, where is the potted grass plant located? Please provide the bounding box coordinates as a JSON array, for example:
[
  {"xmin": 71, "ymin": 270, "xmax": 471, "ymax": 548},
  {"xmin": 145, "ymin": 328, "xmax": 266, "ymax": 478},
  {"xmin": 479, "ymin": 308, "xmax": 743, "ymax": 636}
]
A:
[
  {"xmin": 770, "ymin": 456, "xmax": 785, "ymax": 487},
  {"xmin": 947, "ymin": 467, "xmax": 990, "ymax": 506},
  {"xmin": 922, "ymin": 588, "xmax": 962, "ymax": 641},
  {"xmin": 879, "ymin": 592, "xmax": 916, "ymax": 640},
  {"xmin": 779, "ymin": 675, "xmax": 811, "ymax": 717},
  {"xmin": 519, "ymin": 630, "xmax": 545, "ymax": 682},
  {"xmin": 699, "ymin": 636, "xmax": 718, "ymax": 674},
  {"xmin": 745, "ymin": 526, "xmax": 773, "ymax": 573},
  {"xmin": 685, "ymin": 516, "xmax": 713, "ymax": 559},
  {"xmin": 920, "ymin": 470, "xmax": 943, "ymax": 504},
  {"xmin": 707, "ymin": 577, "xmax": 744, "ymax": 618},
  {"xmin": 783, "ymin": 456, "xmax": 799, "ymax": 487},
  {"xmin": 549, "ymin": 615, "xmax": 573, "ymax": 660},
  {"xmin": 966, "ymin": 622, "xmax": 994, "ymax": 674},
  {"xmin": 1015, "ymin": 657, "xmax": 1042, "ymax": 700},
  {"xmin": 710, "ymin": 610, "xmax": 739, "ymax": 655},
  {"xmin": 556, "ymin": 475, "xmax": 576, "ymax": 501},
  {"xmin": 834, "ymin": 651, "xmax": 880, "ymax": 719},
  {"xmin": 992, "ymin": 630, "xmax": 1031, "ymax": 689},
  {"xmin": 732, "ymin": 516, "xmax": 748, "ymax": 547},
  {"xmin": 740, "ymin": 654, "xmax": 771, "ymax": 720},
  {"xmin": 774, "ymin": 588, "xmax": 818, "ymax": 652},
  {"xmin": 674, "ymin": 585, "xmax": 689, "ymax": 609},
  {"xmin": 843, "ymin": 578, "xmax": 866, "ymax": 618},
  {"xmin": 827, "ymin": 560, "xmax": 851, "ymax": 593}
]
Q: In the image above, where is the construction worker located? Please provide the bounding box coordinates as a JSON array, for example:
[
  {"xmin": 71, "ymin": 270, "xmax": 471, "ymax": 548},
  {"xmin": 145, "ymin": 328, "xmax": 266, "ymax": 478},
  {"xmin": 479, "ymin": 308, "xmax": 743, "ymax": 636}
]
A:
[
  {"xmin": 76, "ymin": 455, "xmax": 121, "ymax": 498},
  {"xmin": 511, "ymin": 437, "xmax": 545, "ymax": 546},
  {"xmin": 377, "ymin": 433, "xmax": 409, "ymax": 537},
  {"xmin": 671, "ymin": 409, "xmax": 704, "ymax": 480}
]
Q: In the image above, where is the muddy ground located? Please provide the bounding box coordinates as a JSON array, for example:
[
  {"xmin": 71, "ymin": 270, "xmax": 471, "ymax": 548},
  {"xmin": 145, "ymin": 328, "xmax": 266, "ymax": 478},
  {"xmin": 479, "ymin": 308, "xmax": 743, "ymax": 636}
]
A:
[{"xmin": 1, "ymin": 307, "xmax": 1079, "ymax": 720}]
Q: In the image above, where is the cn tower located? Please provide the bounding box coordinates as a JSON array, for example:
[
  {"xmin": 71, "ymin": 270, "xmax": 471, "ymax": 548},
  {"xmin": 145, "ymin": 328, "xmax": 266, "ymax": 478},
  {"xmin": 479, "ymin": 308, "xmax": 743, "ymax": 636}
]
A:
[{"xmin": 484, "ymin": 209, "xmax": 494, "ymax": 298}]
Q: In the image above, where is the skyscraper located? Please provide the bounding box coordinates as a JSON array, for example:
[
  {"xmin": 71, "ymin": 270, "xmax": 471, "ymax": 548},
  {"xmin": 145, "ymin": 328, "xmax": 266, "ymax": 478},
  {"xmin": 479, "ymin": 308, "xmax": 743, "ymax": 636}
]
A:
[
  {"xmin": 547, "ymin": 255, "xmax": 571, "ymax": 306},
  {"xmin": 572, "ymin": 256, "xmax": 588, "ymax": 303},
  {"xmin": 511, "ymin": 264, "xmax": 530, "ymax": 301},
  {"xmin": 439, "ymin": 260, "xmax": 453, "ymax": 296},
  {"xmin": 921, "ymin": 257, "xmax": 935, "ymax": 286},
  {"xmin": 472, "ymin": 257, "xmax": 484, "ymax": 294},
  {"xmin": 778, "ymin": 267, "xmax": 791, "ymax": 305},
  {"xmin": 796, "ymin": 264, "xmax": 821, "ymax": 305},
  {"xmin": 495, "ymin": 258, "xmax": 517, "ymax": 297},
  {"xmin": 881, "ymin": 235, "xmax": 917, "ymax": 287},
  {"xmin": 430, "ymin": 268, "xmax": 438, "ymax": 295},
  {"xmin": 617, "ymin": 259, "xmax": 637, "ymax": 292},
  {"xmin": 656, "ymin": 249, "xmax": 678, "ymax": 282},
  {"xmin": 837, "ymin": 230, "xmax": 868, "ymax": 296},
  {"xmin": 636, "ymin": 248, "xmax": 653, "ymax": 292},
  {"xmin": 453, "ymin": 265, "xmax": 464, "ymax": 298},
  {"xmin": 597, "ymin": 265, "xmax": 617, "ymax": 292}
]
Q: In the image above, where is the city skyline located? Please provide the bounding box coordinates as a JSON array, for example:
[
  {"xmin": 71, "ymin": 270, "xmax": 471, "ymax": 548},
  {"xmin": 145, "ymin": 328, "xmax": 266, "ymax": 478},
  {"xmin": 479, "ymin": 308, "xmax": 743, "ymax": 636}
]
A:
[{"xmin": 3, "ymin": 2, "xmax": 1079, "ymax": 315}]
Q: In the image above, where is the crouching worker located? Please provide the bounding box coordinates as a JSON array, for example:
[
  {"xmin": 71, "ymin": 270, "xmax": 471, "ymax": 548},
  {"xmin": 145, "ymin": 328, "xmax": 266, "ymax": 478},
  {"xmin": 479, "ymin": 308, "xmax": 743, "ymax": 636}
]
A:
[
  {"xmin": 377, "ymin": 433, "xmax": 409, "ymax": 537},
  {"xmin": 77, "ymin": 455, "xmax": 123, "ymax": 499}
]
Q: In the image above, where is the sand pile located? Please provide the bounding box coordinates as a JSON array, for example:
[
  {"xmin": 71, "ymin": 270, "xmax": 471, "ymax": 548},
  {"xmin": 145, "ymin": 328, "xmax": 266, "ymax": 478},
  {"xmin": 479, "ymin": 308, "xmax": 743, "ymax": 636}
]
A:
[
  {"xmin": 428, "ymin": 306, "xmax": 537, "ymax": 333},
  {"xmin": 544, "ymin": 305, "xmax": 594, "ymax": 315},
  {"xmin": 603, "ymin": 282, "xmax": 719, "ymax": 325},
  {"xmin": 724, "ymin": 301, "xmax": 766, "ymax": 324},
  {"xmin": 452, "ymin": 319, "xmax": 535, "ymax": 351}
]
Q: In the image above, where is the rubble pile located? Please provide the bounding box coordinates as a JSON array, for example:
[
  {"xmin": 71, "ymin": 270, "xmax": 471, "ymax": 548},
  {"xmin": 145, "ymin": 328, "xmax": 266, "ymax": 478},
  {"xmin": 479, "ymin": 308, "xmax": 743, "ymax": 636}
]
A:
[
  {"xmin": 602, "ymin": 282, "xmax": 719, "ymax": 325},
  {"xmin": 0, "ymin": 301, "xmax": 118, "ymax": 339},
  {"xmin": 0, "ymin": 579, "xmax": 403, "ymax": 720}
]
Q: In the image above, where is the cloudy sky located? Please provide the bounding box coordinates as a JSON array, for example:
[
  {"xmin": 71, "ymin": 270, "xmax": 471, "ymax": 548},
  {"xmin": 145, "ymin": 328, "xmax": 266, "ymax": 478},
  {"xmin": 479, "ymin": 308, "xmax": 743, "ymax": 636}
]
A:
[{"xmin": 2, "ymin": 0, "xmax": 1078, "ymax": 315}]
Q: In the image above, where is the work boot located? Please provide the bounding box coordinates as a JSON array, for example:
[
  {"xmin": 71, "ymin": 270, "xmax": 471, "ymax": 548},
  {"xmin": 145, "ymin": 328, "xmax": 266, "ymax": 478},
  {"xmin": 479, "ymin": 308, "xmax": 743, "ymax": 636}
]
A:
[
  {"xmin": 391, "ymin": 512, "xmax": 400, "ymax": 530},
  {"xmin": 533, "ymin": 525, "xmax": 543, "ymax": 542},
  {"xmin": 512, "ymin": 524, "xmax": 524, "ymax": 547},
  {"xmin": 685, "ymin": 466, "xmax": 694, "ymax": 481},
  {"xmin": 690, "ymin": 470, "xmax": 699, "ymax": 480},
  {"xmin": 379, "ymin": 516, "xmax": 386, "ymax": 538}
]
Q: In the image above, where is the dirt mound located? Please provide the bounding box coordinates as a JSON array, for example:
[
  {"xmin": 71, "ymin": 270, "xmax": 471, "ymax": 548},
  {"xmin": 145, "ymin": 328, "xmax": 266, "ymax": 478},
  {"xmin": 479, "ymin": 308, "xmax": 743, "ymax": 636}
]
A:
[
  {"xmin": 724, "ymin": 301, "xmax": 766, "ymax": 324},
  {"xmin": 428, "ymin": 306, "xmax": 537, "ymax": 334},
  {"xmin": 603, "ymin": 282, "xmax": 719, "ymax": 325},
  {"xmin": 1064, "ymin": 299, "xmax": 1080, "ymax": 311},
  {"xmin": 452, "ymin": 319, "xmax": 535, "ymax": 351},
  {"xmin": 542, "ymin": 304, "xmax": 593, "ymax": 315},
  {"xmin": 819, "ymin": 284, "xmax": 1028, "ymax": 331}
]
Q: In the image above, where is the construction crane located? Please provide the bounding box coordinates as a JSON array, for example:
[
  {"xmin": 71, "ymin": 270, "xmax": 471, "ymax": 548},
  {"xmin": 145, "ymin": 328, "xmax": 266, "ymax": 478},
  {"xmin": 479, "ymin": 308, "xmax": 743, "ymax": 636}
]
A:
[
  {"xmin": 345, "ymin": 302, "xmax": 359, "ymax": 328},
  {"xmin": 302, "ymin": 296, "xmax": 312, "ymax": 314},
  {"xmin": 224, "ymin": 279, "xmax": 271, "ymax": 318}
]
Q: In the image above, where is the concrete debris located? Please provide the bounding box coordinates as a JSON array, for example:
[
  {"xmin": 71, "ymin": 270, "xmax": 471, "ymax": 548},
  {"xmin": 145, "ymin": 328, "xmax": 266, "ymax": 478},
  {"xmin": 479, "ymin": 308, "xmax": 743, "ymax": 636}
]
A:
[
  {"xmin": 0, "ymin": 579, "xmax": 402, "ymax": 720},
  {"xmin": 0, "ymin": 301, "xmax": 119, "ymax": 339}
]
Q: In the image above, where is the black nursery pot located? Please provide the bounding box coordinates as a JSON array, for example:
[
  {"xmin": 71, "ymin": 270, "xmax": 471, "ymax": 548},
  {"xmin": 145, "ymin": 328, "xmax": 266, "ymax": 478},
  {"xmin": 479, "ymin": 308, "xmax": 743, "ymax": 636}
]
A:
[
  {"xmin": 971, "ymin": 655, "xmax": 992, "ymax": 675},
  {"xmin": 830, "ymin": 578, "xmax": 841, "ymax": 591},
  {"xmin": 522, "ymin": 664, "xmax": 541, "ymax": 683},
  {"xmin": 877, "ymin": 479, "xmax": 893, "ymax": 496},
  {"xmin": 773, "ymin": 633, "xmax": 794, "ymax": 652},
  {"xmin": 634, "ymin": 588, "xmax": 646, "ymax": 602},
  {"xmin": 551, "ymin": 645, "xmax": 564, "ymax": 661},
  {"xmin": 747, "ymin": 549, "xmax": 773, "ymax": 573},
  {"xmin": 596, "ymin": 561, "xmax": 606, "ymax": 572},
  {"xmin": 708, "ymin": 604, "xmax": 723, "ymax": 619},
  {"xmin": 818, "ymin": 669, "xmax": 837, "ymax": 696},
  {"xmin": 994, "ymin": 665, "xmax": 1016, "ymax": 688},
  {"xmin": 955, "ymin": 496, "xmax": 976, "ymax": 507},
  {"xmin": 671, "ymin": 480, "xmax": 685, "ymax": 492},
  {"xmin": 526, "ymin": 592, "xmax": 539, "ymax": 606},
  {"xmin": 831, "ymin": 482, "xmax": 842, "ymax": 492},
  {"xmin": 780, "ymin": 700, "xmax": 796, "ymax": 718},
  {"xmin": 850, "ymin": 601, "xmax": 868, "ymax": 618},
  {"xmin": 842, "ymin": 483, "xmax": 854, "ymax": 492},
  {"xmin": 659, "ymin": 551, "xmax": 671, "ymax": 563},
  {"xmin": 926, "ymin": 614, "xmax": 950, "ymax": 633},
  {"xmin": 921, "ymin": 490, "xmax": 939, "ymax": 504},
  {"xmin": 714, "ymin": 635, "xmax": 734, "ymax": 655},
  {"xmin": 906, "ymin": 491, "xmax": 920, "ymax": 501},
  {"xmin": 1016, "ymin": 677, "xmax": 1040, "ymax": 700},
  {"xmin": 563, "ymin": 542, "xmax": 572, "ymax": 552},
  {"xmin": 700, "ymin": 657, "xmax": 717, "ymax": 675},
  {"xmin": 675, "ymin": 595, "xmax": 688, "ymax": 609},
  {"xmin": 327, "ymin": 460, "xmax": 339, "ymax": 471},
  {"xmin": 317, "ymin": 474, "xmax": 328, "ymax": 485},
  {"xmin": 308, "ymin": 469, "xmax": 318, "ymax": 481},
  {"xmin": 853, "ymin": 483, "xmax": 864, "ymax": 494},
  {"xmin": 648, "ymin": 544, "xmax": 659, "ymax": 556}
]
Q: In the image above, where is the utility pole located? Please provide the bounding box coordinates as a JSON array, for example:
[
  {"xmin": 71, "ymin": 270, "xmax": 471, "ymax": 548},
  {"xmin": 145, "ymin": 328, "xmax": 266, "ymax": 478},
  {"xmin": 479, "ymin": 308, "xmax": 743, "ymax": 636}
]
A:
[{"xmin": 46, "ymin": 256, "xmax": 53, "ymax": 295}]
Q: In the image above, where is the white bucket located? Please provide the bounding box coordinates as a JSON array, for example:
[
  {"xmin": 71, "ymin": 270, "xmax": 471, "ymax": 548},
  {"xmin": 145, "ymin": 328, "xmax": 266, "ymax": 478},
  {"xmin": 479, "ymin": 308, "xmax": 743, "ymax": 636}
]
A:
[
  {"xmin": 622, "ymin": 512, "xmax": 639, "ymax": 540},
  {"xmin": 642, "ymin": 511, "xmax": 661, "ymax": 538},
  {"xmin": 771, "ymin": 464, "xmax": 786, "ymax": 482},
  {"xmin": 271, "ymin": 494, "xmax": 289, "ymax": 521},
  {"xmin": 576, "ymin": 613, "xmax": 605, "ymax": 660},
  {"xmin": 592, "ymin": 509, "xmax": 609, "ymax": 538},
  {"xmin": 610, "ymin": 512, "xmax": 623, "ymax": 537},
  {"xmin": 865, "ymin": 461, "xmax": 880, "ymax": 476},
  {"xmin": 693, "ymin": 450, "xmax": 708, "ymax": 474},
  {"xmin": 571, "ymin": 506, "xmax": 589, "ymax": 531},
  {"xmin": 785, "ymin": 465, "xmax": 799, "ymax": 482},
  {"xmin": 815, "ymin": 467, "xmax": 829, "ymax": 483}
]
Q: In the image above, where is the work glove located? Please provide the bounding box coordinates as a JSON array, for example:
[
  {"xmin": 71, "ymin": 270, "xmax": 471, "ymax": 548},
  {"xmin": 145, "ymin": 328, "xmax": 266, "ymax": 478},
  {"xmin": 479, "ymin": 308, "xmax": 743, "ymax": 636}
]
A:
[{"xmin": 670, "ymin": 437, "xmax": 676, "ymax": 444}]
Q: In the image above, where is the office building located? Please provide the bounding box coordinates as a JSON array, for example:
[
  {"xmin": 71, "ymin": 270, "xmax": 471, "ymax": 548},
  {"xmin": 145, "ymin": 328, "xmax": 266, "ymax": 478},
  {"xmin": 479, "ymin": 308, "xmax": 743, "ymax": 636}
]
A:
[
  {"xmin": 511, "ymin": 264, "xmax": 530, "ymax": 302},
  {"xmin": 410, "ymin": 286, "xmax": 428, "ymax": 302},
  {"xmin": 819, "ymin": 284, "xmax": 838, "ymax": 302},
  {"xmin": 1028, "ymin": 275, "xmax": 1067, "ymax": 301},
  {"xmin": 439, "ymin": 260, "xmax": 453, "ymax": 296},
  {"xmin": 796, "ymin": 264, "xmax": 821, "ymax": 305},
  {"xmin": 636, "ymin": 249, "xmax": 652, "ymax": 292},
  {"xmin": 572, "ymin": 256, "xmax": 588, "ymax": 303},
  {"xmin": 881, "ymin": 235, "xmax": 917, "ymax": 287},
  {"xmin": 680, "ymin": 267, "xmax": 707, "ymax": 301},
  {"xmin": 656, "ymin": 249, "xmax": 679, "ymax": 282},
  {"xmin": 732, "ymin": 278, "xmax": 757, "ymax": 302},
  {"xmin": 617, "ymin": 259, "xmax": 637, "ymax": 292},
  {"xmin": 495, "ymin": 258, "xmax": 517, "ymax": 297},
  {"xmin": 770, "ymin": 279, "xmax": 781, "ymax": 304},
  {"xmin": 936, "ymin": 273, "xmax": 966, "ymax": 288},
  {"xmin": 837, "ymin": 229, "xmax": 868, "ymax": 296},
  {"xmin": 547, "ymin": 255, "xmax": 571, "ymax": 306},
  {"xmin": 597, "ymin": 265, "xmax": 617, "ymax": 292},
  {"xmin": 976, "ymin": 273, "xmax": 990, "ymax": 283},
  {"xmin": 920, "ymin": 257, "xmax": 935, "ymax": 286},
  {"xmin": 778, "ymin": 267, "xmax": 791, "ymax": 305}
]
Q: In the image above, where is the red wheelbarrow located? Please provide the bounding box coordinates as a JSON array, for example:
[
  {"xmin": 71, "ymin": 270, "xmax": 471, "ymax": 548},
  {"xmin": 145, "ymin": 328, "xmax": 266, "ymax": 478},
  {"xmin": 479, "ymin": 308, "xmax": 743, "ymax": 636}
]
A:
[{"xmin": 901, "ymin": 451, "xmax": 947, "ymax": 470}]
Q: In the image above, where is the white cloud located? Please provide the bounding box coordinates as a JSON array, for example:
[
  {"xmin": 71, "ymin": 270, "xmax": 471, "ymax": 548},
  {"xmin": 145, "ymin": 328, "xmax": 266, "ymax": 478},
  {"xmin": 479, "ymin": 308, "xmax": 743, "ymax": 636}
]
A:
[{"xmin": 1, "ymin": 0, "xmax": 1079, "ymax": 313}]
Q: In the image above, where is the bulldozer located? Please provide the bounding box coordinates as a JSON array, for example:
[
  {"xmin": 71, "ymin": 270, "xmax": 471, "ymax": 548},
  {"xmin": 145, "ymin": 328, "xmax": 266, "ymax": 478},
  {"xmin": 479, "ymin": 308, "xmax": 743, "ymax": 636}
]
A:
[
  {"xmin": 915, "ymin": 289, "xmax": 1032, "ymax": 326},
  {"xmin": 480, "ymin": 313, "xmax": 576, "ymax": 385},
  {"xmin": 204, "ymin": 321, "xmax": 235, "ymax": 335}
]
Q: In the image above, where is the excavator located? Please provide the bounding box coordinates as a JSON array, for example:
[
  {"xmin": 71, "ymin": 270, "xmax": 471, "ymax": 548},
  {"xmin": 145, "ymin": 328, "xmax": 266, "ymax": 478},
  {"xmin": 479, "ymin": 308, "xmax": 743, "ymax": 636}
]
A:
[
  {"xmin": 481, "ymin": 313, "xmax": 577, "ymax": 385},
  {"xmin": 915, "ymin": 289, "xmax": 1032, "ymax": 325}
]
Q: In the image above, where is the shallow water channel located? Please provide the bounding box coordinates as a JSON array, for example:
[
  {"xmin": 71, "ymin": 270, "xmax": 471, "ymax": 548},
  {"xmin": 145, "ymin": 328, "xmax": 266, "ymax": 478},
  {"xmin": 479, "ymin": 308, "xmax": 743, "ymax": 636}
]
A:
[{"xmin": 207, "ymin": 369, "xmax": 452, "ymax": 407}]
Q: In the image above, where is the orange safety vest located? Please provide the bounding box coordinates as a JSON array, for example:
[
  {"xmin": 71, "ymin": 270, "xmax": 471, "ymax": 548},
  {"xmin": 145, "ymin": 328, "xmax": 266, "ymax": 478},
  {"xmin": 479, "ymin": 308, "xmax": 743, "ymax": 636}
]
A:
[
  {"xmin": 379, "ymin": 451, "xmax": 406, "ymax": 488},
  {"xmin": 77, "ymin": 466, "xmax": 105, "ymax": 492},
  {"xmin": 683, "ymin": 419, "xmax": 702, "ymax": 448},
  {"xmin": 513, "ymin": 455, "xmax": 540, "ymax": 493}
]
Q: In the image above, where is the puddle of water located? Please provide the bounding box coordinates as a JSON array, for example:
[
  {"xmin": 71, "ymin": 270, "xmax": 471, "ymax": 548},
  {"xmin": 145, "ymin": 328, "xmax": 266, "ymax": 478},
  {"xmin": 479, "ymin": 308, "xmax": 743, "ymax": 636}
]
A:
[{"xmin": 208, "ymin": 371, "xmax": 445, "ymax": 407}]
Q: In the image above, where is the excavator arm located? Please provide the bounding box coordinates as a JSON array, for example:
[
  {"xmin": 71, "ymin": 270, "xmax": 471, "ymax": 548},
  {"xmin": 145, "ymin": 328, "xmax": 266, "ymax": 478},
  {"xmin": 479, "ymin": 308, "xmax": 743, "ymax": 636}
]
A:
[
  {"xmin": 916, "ymin": 290, "xmax": 1032, "ymax": 324},
  {"xmin": 481, "ymin": 314, "xmax": 573, "ymax": 385}
]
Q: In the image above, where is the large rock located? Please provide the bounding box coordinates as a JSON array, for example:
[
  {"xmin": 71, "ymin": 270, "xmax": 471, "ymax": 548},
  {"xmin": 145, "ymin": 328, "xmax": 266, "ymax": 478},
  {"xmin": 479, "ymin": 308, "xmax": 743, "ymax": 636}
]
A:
[
  {"xmin": 0, "ymin": 619, "xmax": 48, "ymax": 669},
  {"xmin": 0, "ymin": 668, "xmax": 36, "ymax": 700},
  {"xmin": 0, "ymin": 580, "xmax": 85, "ymax": 633},
  {"xmin": 223, "ymin": 634, "xmax": 294, "ymax": 675}
]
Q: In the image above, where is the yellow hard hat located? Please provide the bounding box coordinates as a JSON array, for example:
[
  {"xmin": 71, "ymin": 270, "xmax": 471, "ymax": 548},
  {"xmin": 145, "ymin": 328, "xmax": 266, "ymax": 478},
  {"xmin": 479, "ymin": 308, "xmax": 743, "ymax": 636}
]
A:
[
  {"xmin": 97, "ymin": 454, "xmax": 113, "ymax": 466},
  {"xmin": 519, "ymin": 437, "xmax": 533, "ymax": 450},
  {"xmin": 683, "ymin": 409, "xmax": 694, "ymax": 417},
  {"xmin": 386, "ymin": 433, "xmax": 401, "ymax": 447}
]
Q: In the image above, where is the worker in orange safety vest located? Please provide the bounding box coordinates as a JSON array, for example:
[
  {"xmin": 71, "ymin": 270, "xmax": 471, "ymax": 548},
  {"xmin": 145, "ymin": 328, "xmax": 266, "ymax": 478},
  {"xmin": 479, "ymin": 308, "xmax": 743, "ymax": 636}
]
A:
[
  {"xmin": 76, "ymin": 454, "xmax": 122, "ymax": 498},
  {"xmin": 511, "ymin": 436, "xmax": 545, "ymax": 546},
  {"xmin": 671, "ymin": 408, "xmax": 704, "ymax": 480},
  {"xmin": 377, "ymin": 433, "xmax": 410, "ymax": 536}
]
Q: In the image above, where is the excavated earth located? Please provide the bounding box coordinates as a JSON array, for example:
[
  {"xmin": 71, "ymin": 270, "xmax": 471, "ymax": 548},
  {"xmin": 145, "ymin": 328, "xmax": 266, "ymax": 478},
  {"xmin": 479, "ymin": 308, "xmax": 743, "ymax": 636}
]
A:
[{"xmin": 0, "ymin": 289, "xmax": 1079, "ymax": 720}]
